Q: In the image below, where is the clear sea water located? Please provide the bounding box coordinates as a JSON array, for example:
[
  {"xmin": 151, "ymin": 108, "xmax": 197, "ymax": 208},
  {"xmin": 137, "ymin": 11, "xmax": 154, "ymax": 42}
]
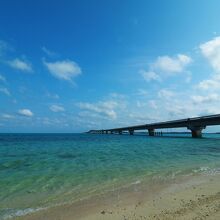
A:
[{"xmin": 0, "ymin": 133, "xmax": 220, "ymax": 219}]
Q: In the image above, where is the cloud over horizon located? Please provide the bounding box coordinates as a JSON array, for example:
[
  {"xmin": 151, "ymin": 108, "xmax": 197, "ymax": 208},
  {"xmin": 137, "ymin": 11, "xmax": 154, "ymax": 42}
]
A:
[{"xmin": 77, "ymin": 100, "xmax": 119, "ymax": 120}]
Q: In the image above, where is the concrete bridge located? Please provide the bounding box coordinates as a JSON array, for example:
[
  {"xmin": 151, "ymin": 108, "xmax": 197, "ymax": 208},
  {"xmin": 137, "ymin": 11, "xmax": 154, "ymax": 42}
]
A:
[{"xmin": 88, "ymin": 114, "xmax": 220, "ymax": 138}]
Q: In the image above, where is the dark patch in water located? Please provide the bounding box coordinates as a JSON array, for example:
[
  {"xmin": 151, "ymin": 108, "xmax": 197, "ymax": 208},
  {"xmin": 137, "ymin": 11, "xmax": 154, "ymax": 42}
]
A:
[
  {"xmin": 2, "ymin": 154, "xmax": 18, "ymax": 158},
  {"xmin": 58, "ymin": 153, "xmax": 79, "ymax": 159},
  {"xmin": 207, "ymin": 146, "xmax": 220, "ymax": 153},
  {"xmin": 0, "ymin": 159, "xmax": 28, "ymax": 170}
]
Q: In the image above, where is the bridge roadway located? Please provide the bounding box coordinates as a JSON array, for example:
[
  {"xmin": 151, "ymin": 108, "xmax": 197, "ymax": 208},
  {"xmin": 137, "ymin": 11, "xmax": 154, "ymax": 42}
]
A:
[{"xmin": 88, "ymin": 114, "xmax": 220, "ymax": 138}]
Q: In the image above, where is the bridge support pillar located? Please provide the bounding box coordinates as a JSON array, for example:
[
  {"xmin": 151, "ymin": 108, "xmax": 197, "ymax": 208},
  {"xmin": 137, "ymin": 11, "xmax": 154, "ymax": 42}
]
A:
[
  {"xmin": 148, "ymin": 129, "xmax": 155, "ymax": 136},
  {"xmin": 188, "ymin": 126, "xmax": 205, "ymax": 138},
  {"xmin": 129, "ymin": 130, "xmax": 134, "ymax": 135}
]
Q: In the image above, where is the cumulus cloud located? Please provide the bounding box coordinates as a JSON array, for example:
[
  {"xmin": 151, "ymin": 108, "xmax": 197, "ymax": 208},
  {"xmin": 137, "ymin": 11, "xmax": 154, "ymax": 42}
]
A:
[
  {"xmin": 197, "ymin": 36, "xmax": 220, "ymax": 91},
  {"xmin": 18, "ymin": 109, "xmax": 33, "ymax": 117},
  {"xmin": 152, "ymin": 54, "xmax": 192, "ymax": 74},
  {"xmin": 44, "ymin": 59, "xmax": 81, "ymax": 81},
  {"xmin": 140, "ymin": 54, "xmax": 192, "ymax": 82},
  {"xmin": 191, "ymin": 94, "xmax": 220, "ymax": 104},
  {"xmin": 197, "ymin": 76, "xmax": 220, "ymax": 90},
  {"xmin": 8, "ymin": 58, "xmax": 33, "ymax": 72},
  {"xmin": 200, "ymin": 36, "xmax": 220, "ymax": 73},
  {"xmin": 50, "ymin": 104, "xmax": 65, "ymax": 112},
  {"xmin": 77, "ymin": 100, "xmax": 118, "ymax": 120},
  {"xmin": 140, "ymin": 70, "xmax": 161, "ymax": 82},
  {"xmin": 0, "ymin": 87, "xmax": 10, "ymax": 96}
]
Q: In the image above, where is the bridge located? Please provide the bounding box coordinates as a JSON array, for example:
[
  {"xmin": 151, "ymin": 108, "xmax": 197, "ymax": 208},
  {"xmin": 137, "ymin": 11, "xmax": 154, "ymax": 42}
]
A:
[{"xmin": 88, "ymin": 114, "xmax": 220, "ymax": 138}]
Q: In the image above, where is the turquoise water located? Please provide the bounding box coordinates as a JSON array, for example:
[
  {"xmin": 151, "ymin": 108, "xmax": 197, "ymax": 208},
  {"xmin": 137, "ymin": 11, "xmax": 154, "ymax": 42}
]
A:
[{"xmin": 1, "ymin": 133, "xmax": 220, "ymax": 219}]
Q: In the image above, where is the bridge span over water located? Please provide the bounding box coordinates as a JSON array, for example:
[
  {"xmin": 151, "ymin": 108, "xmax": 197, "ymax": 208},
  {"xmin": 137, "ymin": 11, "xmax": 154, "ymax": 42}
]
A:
[{"xmin": 88, "ymin": 114, "xmax": 220, "ymax": 138}]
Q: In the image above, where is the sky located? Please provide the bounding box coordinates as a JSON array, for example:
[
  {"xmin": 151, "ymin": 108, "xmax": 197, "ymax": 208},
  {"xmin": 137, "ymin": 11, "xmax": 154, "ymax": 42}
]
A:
[{"xmin": 1, "ymin": 0, "xmax": 220, "ymax": 132}]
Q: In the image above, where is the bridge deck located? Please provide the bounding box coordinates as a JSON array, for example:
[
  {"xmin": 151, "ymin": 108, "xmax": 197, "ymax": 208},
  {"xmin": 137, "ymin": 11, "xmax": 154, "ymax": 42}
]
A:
[{"xmin": 88, "ymin": 114, "xmax": 220, "ymax": 138}]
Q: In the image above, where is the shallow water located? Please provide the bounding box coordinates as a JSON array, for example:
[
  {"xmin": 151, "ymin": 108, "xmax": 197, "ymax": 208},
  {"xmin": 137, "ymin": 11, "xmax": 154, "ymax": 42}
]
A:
[{"xmin": 0, "ymin": 133, "xmax": 220, "ymax": 219}]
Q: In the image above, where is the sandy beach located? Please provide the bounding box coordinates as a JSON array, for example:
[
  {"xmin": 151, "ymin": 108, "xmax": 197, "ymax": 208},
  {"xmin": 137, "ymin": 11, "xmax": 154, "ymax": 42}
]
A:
[{"xmin": 13, "ymin": 173, "xmax": 220, "ymax": 220}]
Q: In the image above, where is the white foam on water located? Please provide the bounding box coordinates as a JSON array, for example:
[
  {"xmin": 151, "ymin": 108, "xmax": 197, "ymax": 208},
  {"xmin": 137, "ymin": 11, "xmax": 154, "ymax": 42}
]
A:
[
  {"xmin": 2, "ymin": 207, "xmax": 46, "ymax": 220},
  {"xmin": 193, "ymin": 166, "xmax": 220, "ymax": 175},
  {"xmin": 131, "ymin": 180, "xmax": 141, "ymax": 185}
]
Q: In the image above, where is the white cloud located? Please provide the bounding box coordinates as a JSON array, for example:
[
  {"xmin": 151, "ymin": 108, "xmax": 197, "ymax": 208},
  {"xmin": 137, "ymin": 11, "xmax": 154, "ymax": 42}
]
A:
[
  {"xmin": 196, "ymin": 36, "xmax": 220, "ymax": 91},
  {"xmin": 44, "ymin": 60, "xmax": 81, "ymax": 81},
  {"xmin": 8, "ymin": 58, "xmax": 33, "ymax": 72},
  {"xmin": 50, "ymin": 104, "xmax": 65, "ymax": 112},
  {"xmin": 158, "ymin": 89, "xmax": 175, "ymax": 99},
  {"xmin": 197, "ymin": 74, "xmax": 220, "ymax": 90},
  {"xmin": 140, "ymin": 70, "xmax": 161, "ymax": 82},
  {"xmin": 140, "ymin": 54, "xmax": 192, "ymax": 83},
  {"xmin": 0, "ymin": 87, "xmax": 10, "ymax": 96},
  {"xmin": 128, "ymin": 113, "xmax": 159, "ymax": 124},
  {"xmin": 2, "ymin": 114, "xmax": 14, "ymax": 119},
  {"xmin": 152, "ymin": 54, "xmax": 192, "ymax": 74},
  {"xmin": 77, "ymin": 100, "xmax": 118, "ymax": 120},
  {"xmin": 191, "ymin": 94, "xmax": 220, "ymax": 104},
  {"xmin": 18, "ymin": 109, "xmax": 33, "ymax": 117},
  {"xmin": 0, "ymin": 74, "xmax": 6, "ymax": 82},
  {"xmin": 42, "ymin": 47, "xmax": 57, "ymax": 57},
  {"xmin": 200, "ymin": 36, "xmax": 220, "ymax": 73},
  {"xmin": 166, "ymin": 105, "xmax": 188, "ymax": 118}
]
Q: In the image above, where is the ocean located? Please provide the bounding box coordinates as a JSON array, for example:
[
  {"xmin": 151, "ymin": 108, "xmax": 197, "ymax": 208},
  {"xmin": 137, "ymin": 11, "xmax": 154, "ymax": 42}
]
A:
[{"xmin": 0, "ymin": 133, "xmax": 220, "ymax": 219}]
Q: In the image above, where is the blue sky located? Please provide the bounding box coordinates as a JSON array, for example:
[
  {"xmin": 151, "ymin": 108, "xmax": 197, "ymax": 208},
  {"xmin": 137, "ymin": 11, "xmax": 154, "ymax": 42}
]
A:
[{"xmin": 1, "ymin": 0, "xmax": 220, "ymax": 132}]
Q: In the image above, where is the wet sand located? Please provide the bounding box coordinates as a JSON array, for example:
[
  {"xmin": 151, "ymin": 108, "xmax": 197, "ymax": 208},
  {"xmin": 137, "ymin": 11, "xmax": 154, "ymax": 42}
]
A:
[{"xmin": 14, "ymin": 174, "xmax": 220, "ymax": 220}]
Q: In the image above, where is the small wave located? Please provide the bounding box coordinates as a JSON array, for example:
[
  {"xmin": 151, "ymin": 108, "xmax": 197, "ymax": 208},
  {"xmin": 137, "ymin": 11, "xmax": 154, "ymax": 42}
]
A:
[
  {"xmin": 131, "ymin": 180, "xmax": 141, "ymax": 185},
  {"xmin": 193, "ymin": 166, "xmax": 209, "ymax": 173},
  {"xmin": 193, "ymin": 166, "xmax": 220, "ymax": 175},
  {"xmin": 1, "ymin": 207, "xmax": 46, "ymax": 220}
]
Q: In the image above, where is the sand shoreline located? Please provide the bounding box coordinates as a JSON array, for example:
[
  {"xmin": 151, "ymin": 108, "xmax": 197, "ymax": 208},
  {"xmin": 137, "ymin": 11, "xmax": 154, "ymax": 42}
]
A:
[{"xmin": 12, "ymin": 173, "xmax": 220, "ymax": 220}]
